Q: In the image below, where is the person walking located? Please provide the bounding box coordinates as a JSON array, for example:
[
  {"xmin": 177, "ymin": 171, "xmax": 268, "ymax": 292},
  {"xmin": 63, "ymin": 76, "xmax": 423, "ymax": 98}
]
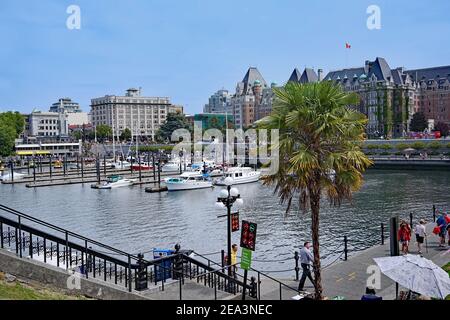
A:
[
  {"xmin": 298, "ymin": 242, "xmax": 315, "ymax": 292},
  {"xmin": 398, "ymin": 220, "xmax": 411, "ymax": 254},
  {"xmin": 414, "ymin": 219, "xmax": 427, "ymax": 254},
  {"xmin": 231, "ymin": 244, "xmax": 238, "ymax": 276}
]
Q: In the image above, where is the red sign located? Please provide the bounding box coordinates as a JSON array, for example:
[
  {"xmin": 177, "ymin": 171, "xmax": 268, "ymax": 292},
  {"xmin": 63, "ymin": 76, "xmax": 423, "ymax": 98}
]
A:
[
  {"xmin": 240, "ymin": 220, "xmax": 257, "ymax": 251},
  {"xmin": 231, "ymin": 212, "xmax": 240, "ymax": 232}
]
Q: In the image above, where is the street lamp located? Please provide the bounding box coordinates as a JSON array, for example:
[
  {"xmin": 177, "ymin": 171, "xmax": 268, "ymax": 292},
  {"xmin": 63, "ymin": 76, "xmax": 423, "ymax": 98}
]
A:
[{"xmin": 216, "ymin": 177, "xmax": 243, "ymax": 279}]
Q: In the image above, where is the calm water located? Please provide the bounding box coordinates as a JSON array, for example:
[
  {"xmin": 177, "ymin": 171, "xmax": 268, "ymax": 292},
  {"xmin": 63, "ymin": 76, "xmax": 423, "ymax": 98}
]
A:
[{"xmin": 0, "ymin": 170, "xmax": 449, "ymax": 274}]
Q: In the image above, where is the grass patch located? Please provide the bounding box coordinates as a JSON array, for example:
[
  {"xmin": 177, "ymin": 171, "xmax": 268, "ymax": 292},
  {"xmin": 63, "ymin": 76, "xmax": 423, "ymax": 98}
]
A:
[{"xmin": 0, "ymin": 275, "xmax": 86, "ymax": 300}]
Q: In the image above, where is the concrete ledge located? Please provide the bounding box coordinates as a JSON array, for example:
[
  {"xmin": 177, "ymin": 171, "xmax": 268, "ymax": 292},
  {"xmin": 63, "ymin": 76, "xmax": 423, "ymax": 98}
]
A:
[{"xmin": 0, "ymin": 249, "xmax": 151, "ymax": 300}]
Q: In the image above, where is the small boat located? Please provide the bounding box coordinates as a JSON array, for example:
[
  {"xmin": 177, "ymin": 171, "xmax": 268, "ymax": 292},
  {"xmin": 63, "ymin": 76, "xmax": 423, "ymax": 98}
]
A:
[
  {"xmin": 54, "ymin": 160, "xmax": 63, "ymax": 169},
  {"xmin": 111, "ymin": 161, "xmax": 131, "ymax": 169},
  {"xmin": 131, "ymin": 162, "xmax": 153, "ymax": 171},
  {"xmin": 162, "ymin": 160, "xmax": 181, "ymax": 172},
  {"xmin": 0, "ymin": 172, "xmax": 26, "ymax": 182},
  {"xmin": 91, "ymin": 175, "xmax": 136, "ymax": 189},
  {"xmin": 166, "ymin": 172, "xmax": 213, "ymax": 191},
  {"xmin": 215, "ymin": 166, "xmax": 261, "ymax": 186}
]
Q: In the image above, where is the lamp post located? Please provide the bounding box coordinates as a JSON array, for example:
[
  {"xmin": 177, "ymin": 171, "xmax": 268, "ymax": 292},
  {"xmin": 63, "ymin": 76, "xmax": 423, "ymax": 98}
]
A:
[{"xmin": 216, "ymin": 177, "xmax": 244, "ymax": 279}]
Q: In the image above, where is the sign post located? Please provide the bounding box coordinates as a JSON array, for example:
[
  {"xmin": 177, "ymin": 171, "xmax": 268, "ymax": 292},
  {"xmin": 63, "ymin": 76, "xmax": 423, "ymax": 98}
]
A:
[{"xmin": 240, "ymin": 220, "xmax": 257, "ymax": 300}]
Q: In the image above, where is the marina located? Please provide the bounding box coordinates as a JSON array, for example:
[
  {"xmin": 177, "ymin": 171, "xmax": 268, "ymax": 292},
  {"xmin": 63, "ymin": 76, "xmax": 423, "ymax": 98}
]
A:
[{"xmin": 1, "ymin": 169, "xmax": 449, "ymax": 276}]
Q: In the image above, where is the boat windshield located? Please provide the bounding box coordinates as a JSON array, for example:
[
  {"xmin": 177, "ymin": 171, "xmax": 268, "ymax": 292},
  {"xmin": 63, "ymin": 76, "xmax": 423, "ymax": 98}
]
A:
[{"xmin": 107, "ymin": 175, "xmax": 121, "ymax": 183}]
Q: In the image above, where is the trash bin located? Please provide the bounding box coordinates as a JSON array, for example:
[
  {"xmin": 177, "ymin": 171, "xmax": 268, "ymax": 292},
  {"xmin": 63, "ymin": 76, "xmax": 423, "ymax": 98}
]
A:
[{"xmin": 153, "ymin": 249, "xmax": 174, "ymax": 282}]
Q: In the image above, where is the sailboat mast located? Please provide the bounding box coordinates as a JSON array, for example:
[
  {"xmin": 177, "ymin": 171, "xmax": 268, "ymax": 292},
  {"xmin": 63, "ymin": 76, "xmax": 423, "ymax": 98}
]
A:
[{"xmin": 111, "ymin": 105, "xmax": 116, "ymax": 161}]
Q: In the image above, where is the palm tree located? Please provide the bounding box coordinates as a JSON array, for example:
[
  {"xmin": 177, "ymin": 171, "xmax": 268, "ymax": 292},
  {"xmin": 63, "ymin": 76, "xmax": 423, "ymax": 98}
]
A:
[{"xmin": 256, "ymin": 81, "xmax": 372, "ymax": 299}]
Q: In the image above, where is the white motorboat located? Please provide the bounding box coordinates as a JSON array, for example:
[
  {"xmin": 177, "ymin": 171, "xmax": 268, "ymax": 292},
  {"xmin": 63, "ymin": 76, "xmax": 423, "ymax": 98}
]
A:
[
  {"xmin": 111, "ymin": 161, "xmax": 131, "ymax": 169},
  {"xmin": 162, "ymin": 160, "xmax": 181, "ymax": 172},
  {"xmin": 91, "ymin": 175, "xmax": 136, "ymax": 189},
  {"xmin": 0, "ymin": 172, "xmax": 26, "ymax": 182},
  {"xmin": 215, "ymin": 167, "xmax": 261, "ymax": 186},
  {"xmin": 166, "ymin": 172, "xmax": 213, "ymax": 191}
]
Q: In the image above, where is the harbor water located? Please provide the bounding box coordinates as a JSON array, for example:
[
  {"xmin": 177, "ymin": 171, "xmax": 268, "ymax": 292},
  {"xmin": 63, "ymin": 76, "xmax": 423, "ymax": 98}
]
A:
[{"xmin": 0, "ymin": 170, "xmax": 449, "ymax": 276}]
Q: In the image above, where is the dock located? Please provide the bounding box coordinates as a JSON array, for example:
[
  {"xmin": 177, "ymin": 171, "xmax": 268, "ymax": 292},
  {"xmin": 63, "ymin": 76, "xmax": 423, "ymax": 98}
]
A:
[{"xmin": 260, "ymin": 222, "xmax": 449, "ymax": 300}]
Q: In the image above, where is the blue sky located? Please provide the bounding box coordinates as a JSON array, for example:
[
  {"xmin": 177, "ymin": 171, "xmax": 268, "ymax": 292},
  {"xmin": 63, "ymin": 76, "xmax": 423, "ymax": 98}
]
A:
[{"xmin": 1, "ymin": 0, "xmax": 449, "ymax": 114}]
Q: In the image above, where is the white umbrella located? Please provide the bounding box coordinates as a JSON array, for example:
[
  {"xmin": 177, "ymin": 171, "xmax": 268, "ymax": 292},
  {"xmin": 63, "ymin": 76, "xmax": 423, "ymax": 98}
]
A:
[{"xmin": 373, "ymin": 254, "xmax": 450, "ymax": 299}]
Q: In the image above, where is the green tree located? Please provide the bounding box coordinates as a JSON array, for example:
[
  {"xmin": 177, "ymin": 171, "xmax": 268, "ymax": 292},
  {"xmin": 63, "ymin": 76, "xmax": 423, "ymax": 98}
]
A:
[
  {"xmin": 434, "ymin": 122, "xmax": 449, "ymax": 138},
  {"xmin": 256, "ymin": 82, "xmax": 372, "ymax": 299},
  {"xmin": 156, "ymin": 112, "xmax": 192, "ymax": 143},
  {"xmin": 0, "ymin": 111, "xmax": 25, "ymax": 136},
  {"xmin": 120, "ymin": 128, "xmax": 132, "ymax": 141},
  {"xmin": 0, "ymin": 124, "xmax": 16, "ymax": 157},
  {"xmin": 95, "ymin": 124, "xmax": 112, "ymax": 142},
  {"xmin": 409, "ymin": 112, "xmax": 427, "ymax": 132}
]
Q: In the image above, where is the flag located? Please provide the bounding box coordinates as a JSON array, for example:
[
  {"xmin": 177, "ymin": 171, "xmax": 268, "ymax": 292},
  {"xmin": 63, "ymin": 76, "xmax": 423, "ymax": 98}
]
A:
[{"xmin": 345, "ymin": 43, "xmax": 351, "ymax": 49}]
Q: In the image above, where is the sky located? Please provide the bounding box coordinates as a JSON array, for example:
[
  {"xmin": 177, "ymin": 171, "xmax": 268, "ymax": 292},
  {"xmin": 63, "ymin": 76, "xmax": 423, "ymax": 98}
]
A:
[{"xmin": 0, "ymin": 0, "xmax": 449, "ymax": 115}]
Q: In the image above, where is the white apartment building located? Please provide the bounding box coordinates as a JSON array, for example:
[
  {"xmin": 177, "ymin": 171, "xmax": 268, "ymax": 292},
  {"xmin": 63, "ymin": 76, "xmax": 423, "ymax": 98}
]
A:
[
  {"xmin": 26, "ymin": 111, "xmax": 69, "ymax": 139},
  {"xmin": 90, "ymin": 88, "xmax": 183, "ymax": 141}
]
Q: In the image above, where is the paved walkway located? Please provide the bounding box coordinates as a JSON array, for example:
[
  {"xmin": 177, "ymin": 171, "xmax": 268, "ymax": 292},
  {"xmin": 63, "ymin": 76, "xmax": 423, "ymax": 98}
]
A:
[{"xmin": 260, "ymin": 223, "xmax": 449, "ymax": 300}]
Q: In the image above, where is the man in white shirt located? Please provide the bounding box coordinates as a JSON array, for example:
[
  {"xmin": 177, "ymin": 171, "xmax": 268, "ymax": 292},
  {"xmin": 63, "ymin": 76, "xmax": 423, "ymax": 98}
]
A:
[{"xmin": 414, "ymin": 219, "xmax": 427, "ymax": 254}]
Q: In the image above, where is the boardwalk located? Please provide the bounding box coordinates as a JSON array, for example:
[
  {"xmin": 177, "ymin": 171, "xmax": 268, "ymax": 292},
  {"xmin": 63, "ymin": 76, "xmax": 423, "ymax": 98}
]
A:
[{"xmin": 261, "ymin": 223, "xmax": 449, "ymax": 300}]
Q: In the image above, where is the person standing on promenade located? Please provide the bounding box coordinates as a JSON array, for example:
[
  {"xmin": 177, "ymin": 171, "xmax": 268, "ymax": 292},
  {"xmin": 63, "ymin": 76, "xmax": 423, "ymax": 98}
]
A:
[
  {"xmin": 298, "ymin": 241, "xmax": 315, "ymax": 292},
  {"xmin": 231, "ymin": 244, "xmax": 238, "ymax": 276},
  {"xmin": 414, "ymin": 219, "xmax": 427, "ymax": 254},
  {"xmin": 398, "ymin": 221, "xmax": 411, "ymax": 254},
  {"xmin": 436, "ymin": 212, "xmax": 448, "ymax": 247}
]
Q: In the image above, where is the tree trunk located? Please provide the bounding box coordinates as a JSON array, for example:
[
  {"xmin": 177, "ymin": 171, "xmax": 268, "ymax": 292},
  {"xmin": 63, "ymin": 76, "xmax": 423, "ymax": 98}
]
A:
[{"xmin": 310, "ymin": 186, "xmax": 323, "ymax": 300}]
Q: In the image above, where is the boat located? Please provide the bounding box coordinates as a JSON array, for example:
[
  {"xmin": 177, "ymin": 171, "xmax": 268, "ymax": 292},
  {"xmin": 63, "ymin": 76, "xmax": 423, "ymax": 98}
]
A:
[
  {"xmin": 91, "ymin": 175, "xmax": 136, "ymax": 189},
  {"xmin": 165, "ymin": 172, "xmax": 213, "ymax": 191},
  {"xmin": 111, "ymin": 161, "xmax": 131, "ymax": 169},
  {"xmin": 131, "ymin": 162, "xmax": 153, "ymax": 171},
  {"xmin": 54, "ymin": 160, "xmax": 63, "ymax": 169},
  {"xmin": 162, "ymin": 160, "xmax": 181, "ymax": 172},
  {"xmin": 0, "ymin": 172, "xmax": 26, "ymax": 182},
  {"xmin": 215, "ymin": 166, "xmax": 261, "ymax": 186}
]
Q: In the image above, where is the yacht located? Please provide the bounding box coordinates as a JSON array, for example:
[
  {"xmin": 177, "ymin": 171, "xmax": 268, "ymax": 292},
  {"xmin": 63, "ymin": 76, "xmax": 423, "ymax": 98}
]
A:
[
  {"xmin": 0, "ymin": 172, "xmax": 26, "ymax": 182},
  {"xmin": 165, "ymin": 172, "xmax": 213, "ymax": 191},
  {"xmin": 111, "ymin": 161, "xmax": 131, "ymax": 169},
  {"xmin": 91, "ymin": 175, "xmax": 136, "ymax": 189},
  {"xmin": 162, "ymin": 160, "xmax": 181, "ymax": 172},
  {"xmin": 215, "ymin": 167, "xmax": 261, "ymax": 186}
]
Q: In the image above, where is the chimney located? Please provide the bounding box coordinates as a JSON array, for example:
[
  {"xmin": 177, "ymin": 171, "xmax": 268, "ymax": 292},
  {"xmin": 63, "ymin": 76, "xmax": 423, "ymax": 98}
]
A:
[{"xmin": 318, "ymin": 69, "xmax": 323, "ymax": 82}]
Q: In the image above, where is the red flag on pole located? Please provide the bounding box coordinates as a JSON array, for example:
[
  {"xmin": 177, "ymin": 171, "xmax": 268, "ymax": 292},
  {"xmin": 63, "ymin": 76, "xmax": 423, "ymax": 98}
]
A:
[{"xmin": 345, "ymin": 43, "xmax": 351, "ymax": 49}]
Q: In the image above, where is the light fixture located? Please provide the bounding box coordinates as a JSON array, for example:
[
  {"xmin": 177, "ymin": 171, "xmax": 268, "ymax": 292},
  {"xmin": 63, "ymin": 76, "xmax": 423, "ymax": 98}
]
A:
[
  {"xmin": 230, "ymin": 187, "xmax": 239, "ymax": 197},
  {"xmin": 219, "ymin": 189, "xmax": 229, "ymax": 199},
  {"xmin": 235, "ymin": 198, "xmax": 244, "ymax": 206},
  {"xmin": 224, "ymin": 177, "xmax": 234, "ymax": 186},
  {"xmin": 215, "ymin": 201, "xmax": 225, "ymax": 209}
]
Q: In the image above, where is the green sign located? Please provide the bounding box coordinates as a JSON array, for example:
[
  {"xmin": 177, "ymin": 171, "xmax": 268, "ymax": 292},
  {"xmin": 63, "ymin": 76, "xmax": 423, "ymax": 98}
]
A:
[{"xmin": 240, "ymin": 248, "xmax": 252, "ymax": 271}]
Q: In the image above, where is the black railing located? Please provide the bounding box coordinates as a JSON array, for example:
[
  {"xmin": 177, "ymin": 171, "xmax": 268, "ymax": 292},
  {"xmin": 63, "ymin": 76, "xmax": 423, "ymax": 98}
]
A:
[{"xmin": 0, "ymin": 203, "xmax": 252, "ymax": 299}]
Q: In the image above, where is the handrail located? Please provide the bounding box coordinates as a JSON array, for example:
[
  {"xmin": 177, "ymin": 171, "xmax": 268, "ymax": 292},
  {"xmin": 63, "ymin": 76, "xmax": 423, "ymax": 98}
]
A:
[
  {"xmin": 0, "ymin": 204, "xmax": 139, "ymax": 260},
  {"xmin": 248, "ymin": 265, "xmax": 299, "ymax": 294}
]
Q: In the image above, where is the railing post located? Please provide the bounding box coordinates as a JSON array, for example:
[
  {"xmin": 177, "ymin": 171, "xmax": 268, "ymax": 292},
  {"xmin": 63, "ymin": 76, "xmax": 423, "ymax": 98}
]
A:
[
  {"xmin": 29, "ymin": 232, "xmax": 33, "ymax": 258},
  {"xmin": 65, "ymin": 231, "xmax": 69, "ymax": 270},
  {"xmin": 344, "ymin": 236, "xmax": 348, "ymax": 261},
  {"xmin": 127, "ymin": 254, "xmax": 132, "ymax": 292},
  {"xmin": 258, "ymin": 272, "xmax": 261, "ymax": 300},
  {"xmin": 381, "ymin": 223, "xmax": 385, "ymax": 245},
  {"xmin": 214, "ymin": 273, "xmax": 217, "ymax": 300},
  {"xmin": 221, "ymin": 250, "xmax": 225, "ymax": 267},
  {"xmin": 18, "ymin": 216, "xmax": 22, "ymax": 258},
  {"xmin": 294, "ymin": 251, "xmax": 299, "ymax": 281},
  {"xmin": 0, "ymin": 222, "xmax": 3, "ymax": 249},
  {"xmin": 409, "ymin": 212, "xmax": 413, "ymax": 232},
  {"xmin": 432, "ymin": 204, "xmax": 436, "ymax": 222}
]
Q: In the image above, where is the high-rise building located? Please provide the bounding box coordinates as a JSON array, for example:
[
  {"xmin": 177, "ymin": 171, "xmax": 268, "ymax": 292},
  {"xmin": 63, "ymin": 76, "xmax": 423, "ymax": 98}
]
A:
[
  {"xmin": 204, "ymin": 90, "xmax": 232, "ymax": 114},
  {"xmin": 90, "ymin": 88, "xmax": 182, "ymax": 141},
  {"xmin": 50, "ymin": 98, "xmax": 82, "ymax": 113},
  {"xmin": 324, "ymin": 57, "xmax": 417, "ymax": 138}
]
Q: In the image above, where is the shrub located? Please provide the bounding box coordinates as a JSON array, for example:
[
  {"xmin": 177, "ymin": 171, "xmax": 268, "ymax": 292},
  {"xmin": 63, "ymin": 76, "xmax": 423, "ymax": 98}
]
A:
[
  {"xmin": 447, "ymin": 143, "xmax": 450, "ymax": 149},
  {"xmin": 380, "ymin": 152, "xmax": 390, "ymax": 156},
  {"xmin": 366, "ymin": 144, "xmax": 378, "ymax": 150},
  {"xmin": 396, "ymin": 143, "xmax": 410, "ymax": 150},
  {"xmin": 428, "ymin": 141, "xmax": 443, "ymax": 150},
  {"xmin": 411, "ymin": 141, "xmax": 426, "ymax": 150},
  {"xmin": 380, "ymin": 144, "xmax": 393, "ymax": 150}
]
